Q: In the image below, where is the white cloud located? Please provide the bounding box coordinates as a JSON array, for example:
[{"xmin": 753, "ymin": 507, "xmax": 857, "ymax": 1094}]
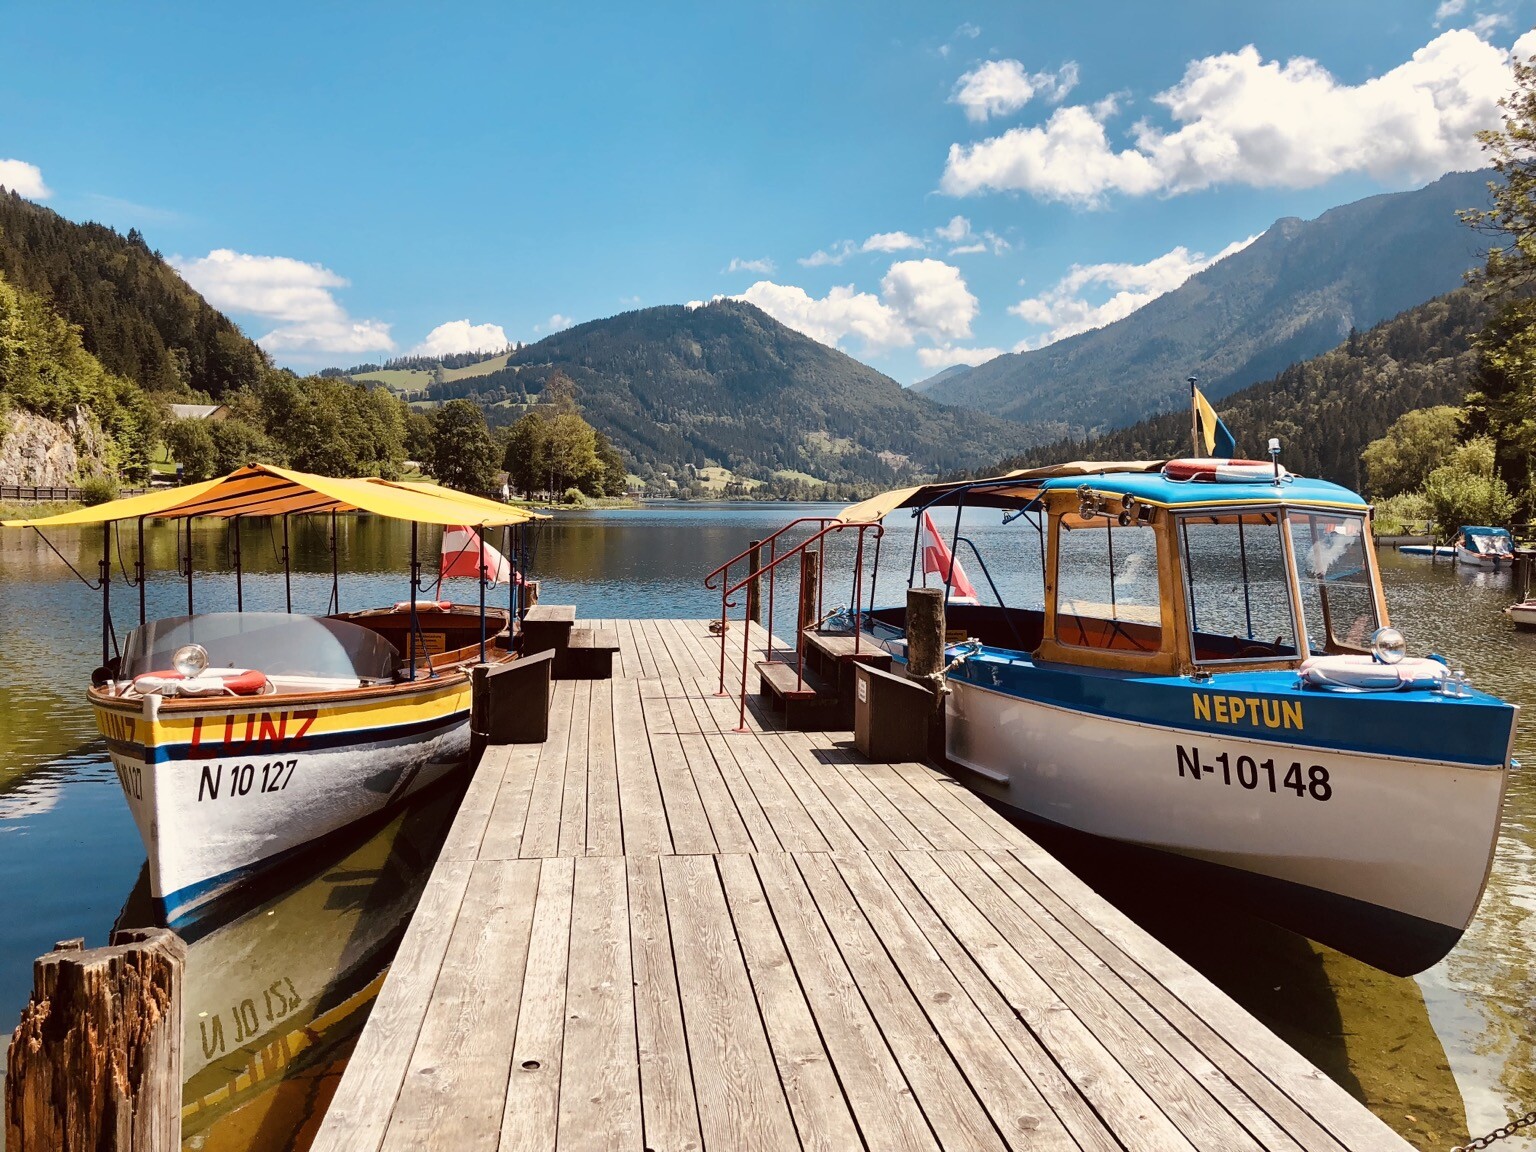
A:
[
  {"xmin": 1470, "ymin": 11, "xmax": 1509, "ymax": 35},
  {"xmin": 1010, "ymin": 235, "xmax": 1256, "ymax": 346},
  {"xmin": 0, "ymin": 159, "xmax": 51, "ymax": 199},
  {"xmin": 170, "ymin": 248, "xmax": 393, "ymax": 357},
  {"xmin": 930, "ymin": 214, "xmax": 1010, "ymax": 255},
  {"xmin": 951, "ymin": 59, "xmax": 1080, "ymax": 122},
  {"xmin": 881, "ymin": 259, "xmax": 978, "ymax": 340},
  {"xmin": 735, "ymin": 258, "xmax": 979, "ymax": 355},
  {"xmin": 726, "ymin": 256, "xmax": 776, "ymax": 274},
  {"xmin": 799, "ymin": 241, "xmax": 857, "ymax": 267},
  {"xmin": 917, "ymin": 344, "xmax": 1005, "ymax": 370},
  {"xmin": 736, "ymin": 281, "xmax": 910, "ymax": 351},
  {"xmin": 935, "ymin": 215, "xmax": 971, "ymax": 243},
  {"xmin": 862, "ymin": 231, "xmax": 925, "ymax": 253},
  {"xmin": 412, "ymin": 320, "xmax": 509, "ymax": 357},
  {"xmin": 943, "ymin": 30, "xmax": 1519, "ymax": 205},
  {"xmin": 1434, "ymin": 0, "xmax": 1468, "ymax": 22},
  {"xmin": 1516, "ymin": 29, "xmax": 1536, "ymax": 57},
  {"xmin": 536, "ymin": 313, "xmax": 575, "ymax": 333}
]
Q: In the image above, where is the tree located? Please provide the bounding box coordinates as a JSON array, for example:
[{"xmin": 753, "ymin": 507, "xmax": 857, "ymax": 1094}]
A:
[
  {"xmin": 428, "ymin": 399, "xmax": 500, "ymax": 495},
  {"xmin": 1422, "ymin": 436, "xmax": 1518, "ymax": 535},
  {"xmin": 1461, "ymin": 52, "xmax": 1536, "ymax": 505},
  {"xmin": 163, "ymin": 417, "xmax": 216, "ymax": 482},
  {"xmin": 209, "ymin": 417, "xmax": 282, "ymax": 475},
  {"xmin": 404, "ymin": 409, "xmax": 434, "ymax": 462},
  {"xmin": 503, "ymin": 411, "xmax": 549, "ymax": 496},
  {"xmin": 1360, "ymin": 405, "xmax": 1463, "ymax": 496},
  {"xmin": 544, "ymin": 411, "xmax": 601, "ymax": 493},
  {"xmin": 594, "ymin": 431, "xmax": 628, "ymax": 496}
]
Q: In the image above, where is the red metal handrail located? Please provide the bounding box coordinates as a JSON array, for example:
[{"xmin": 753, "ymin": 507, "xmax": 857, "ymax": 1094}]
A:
[{"xmin": 711, "ymin": 519, "xmax": 883, "ymax": 731}]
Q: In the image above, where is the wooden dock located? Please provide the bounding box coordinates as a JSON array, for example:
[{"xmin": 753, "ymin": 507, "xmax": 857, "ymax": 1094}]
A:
[{"xmin": 311, "ymin": 618, "xmax": 1411, "ymax": 1152}]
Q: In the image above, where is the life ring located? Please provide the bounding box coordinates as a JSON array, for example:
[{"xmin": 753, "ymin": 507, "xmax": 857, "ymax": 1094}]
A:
[
  {"xmin": 132, "ymin": 667, "xmax": 272, "ymax": 697},
  {"xmin": 393, "ymin": 600, "xmax": 453, "ymax": 612},
  {"xmin": 1164, "ymin": 458, "xmax": 1289, "ymax": 483},
  {"xmin": 1299, "ymin": 655, "xmax": 1447, "ymax": 691}
]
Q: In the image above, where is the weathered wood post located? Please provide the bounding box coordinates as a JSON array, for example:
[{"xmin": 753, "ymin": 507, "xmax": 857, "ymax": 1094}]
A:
[
  {"xmin": 524, "ymin": 579, "xmax": 540, "ymax": 611},
  {"xmin": 797, "ymin": 549, "xmax": 819, "ymax": 658},
  {"xmin": 905, "ymin": 587, "xmax": 947, "ymax": 760},
  {"xmin": 5, "ymin": 928, "xmax": 185, "ymax": 1152},
  {"xmin": 746, "ymin": 540, "xmax": 763, "ymax": 625}
]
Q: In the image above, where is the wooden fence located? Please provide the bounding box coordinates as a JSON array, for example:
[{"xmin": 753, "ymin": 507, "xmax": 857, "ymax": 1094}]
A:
[{"xmin": 0, "ymin": 484, "xmax": 154, "ymax": 504}]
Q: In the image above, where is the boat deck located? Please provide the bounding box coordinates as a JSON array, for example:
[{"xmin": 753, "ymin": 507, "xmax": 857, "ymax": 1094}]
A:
[{"xmin": 311, "ymin": 618, "xmax": 1410, "ymax": 1152}]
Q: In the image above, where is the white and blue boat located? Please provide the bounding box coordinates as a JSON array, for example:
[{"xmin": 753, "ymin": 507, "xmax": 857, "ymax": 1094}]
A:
[
  {"xmin": 838, "ymin": 459, "xmax": 1518, "ymax": 975},
  {"xmin": 1456, "ymin": 525, "xmax": 1515, "ymax": 569}
]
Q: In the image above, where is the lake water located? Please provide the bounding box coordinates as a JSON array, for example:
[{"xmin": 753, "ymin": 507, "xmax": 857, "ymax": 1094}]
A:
[{"xmin": 0, "ymin": 503, "xmax": 1531, "ymax": 1150}]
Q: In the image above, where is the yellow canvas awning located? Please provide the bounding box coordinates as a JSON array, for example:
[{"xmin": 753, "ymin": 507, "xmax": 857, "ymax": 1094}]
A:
[
  {"xmin": 1, "ymin": 464, "xmax": 544, "ymax": 529},
  {"xmin": 836, "ymin": 461, "xmax": 1167, "ymax": 523}
]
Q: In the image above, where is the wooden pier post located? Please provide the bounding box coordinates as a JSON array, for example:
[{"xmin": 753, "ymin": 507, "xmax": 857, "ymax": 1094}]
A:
[
  {"xmin": 905, "ymin": 587, "xmax": 947, "ymax": 759},
  {"xmin": 797, "ymin": 549, "xmax": 819, "ymax": 654},
  {"xmin": 5, "ymin": 928, "xmax": 185, "ymax": 1152},
  {"xmin": 746, "ymin": 539, "xmax": 762, "ymax": 624}
]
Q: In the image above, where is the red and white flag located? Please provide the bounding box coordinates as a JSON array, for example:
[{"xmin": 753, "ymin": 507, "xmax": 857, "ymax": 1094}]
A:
[
  {"xmin": 440, "ymin": 525, "xmax": 518, "ymax": 585},
  {"xmin": 920, "ymin": 511, "xmax": 979, "ymax": 604}
]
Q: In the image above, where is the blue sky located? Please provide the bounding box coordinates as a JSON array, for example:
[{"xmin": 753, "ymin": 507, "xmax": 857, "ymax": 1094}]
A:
[{"xmin": 1, "ymin": 1, "xmax": 1531, "ymax": 383}]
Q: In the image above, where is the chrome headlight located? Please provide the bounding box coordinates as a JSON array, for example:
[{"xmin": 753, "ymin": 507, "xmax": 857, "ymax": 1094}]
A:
[
  {"xmin": 1369, "ymin": 627, "xmax": 1405, "ymax": 665},
  {"xmin": 172, "ymin": 643, "xmax": 209, "ymax": 678}
]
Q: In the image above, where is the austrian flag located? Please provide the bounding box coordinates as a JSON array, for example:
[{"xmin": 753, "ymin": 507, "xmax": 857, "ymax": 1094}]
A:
[{"xmin": 920, "ymin": 511, "xmax": 979, "ymax": 604}]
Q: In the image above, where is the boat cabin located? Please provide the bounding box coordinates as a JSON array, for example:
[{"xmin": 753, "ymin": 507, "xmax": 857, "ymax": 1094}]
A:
[{"xmin": 861, "ymin": 461, "xmax": 1387, "ymax": 677}]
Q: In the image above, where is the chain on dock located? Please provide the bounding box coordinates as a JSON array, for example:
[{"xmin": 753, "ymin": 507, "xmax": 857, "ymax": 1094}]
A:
[{"xmin": 1452, "ymin": 1109, "xmax": 1536, "ymax": 1150}]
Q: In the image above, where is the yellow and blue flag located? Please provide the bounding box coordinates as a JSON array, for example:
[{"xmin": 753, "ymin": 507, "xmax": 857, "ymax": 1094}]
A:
[{"xmin": 1192, "ymin": 384, "xmax": 1237, "ymax": 458}]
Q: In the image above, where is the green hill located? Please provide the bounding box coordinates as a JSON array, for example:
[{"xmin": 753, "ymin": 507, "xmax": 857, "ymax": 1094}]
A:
[
  {"xmin": 0, "ymin": 191, "xmax": 268, "ymax": 398},
  {"xmin": 995, "ymin": 290, "xmax": 1489, "ymax": 490},
  {"xmin": 926, "ymin": 170, "xmax": 1491, "ymax": 436},
  {"xmin": 413, "ymin": 300, "xmax": 1038, "ymax": 488}
]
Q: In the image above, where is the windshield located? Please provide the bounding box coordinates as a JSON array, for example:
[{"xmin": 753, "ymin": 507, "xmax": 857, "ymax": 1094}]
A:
[
  {"xmin": 1287, "ymin": 512, "xmax": 1379, "ymax": 653},
  {"xmin": 120, "ymin": 613, "xmax": 400, "ymax": 680},
  {"xmin": 1178, "ymin": 511, "xmax": 1300, "ymax": 663}
]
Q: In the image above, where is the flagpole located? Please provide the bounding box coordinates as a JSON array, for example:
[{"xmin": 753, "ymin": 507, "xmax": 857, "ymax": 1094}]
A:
[{"xmin": 1188, "ymin": 375, "xmax": 1199, "ymax": 457}]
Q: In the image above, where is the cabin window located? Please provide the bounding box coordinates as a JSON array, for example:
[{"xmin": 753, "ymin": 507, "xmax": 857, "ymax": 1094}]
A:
[
  {"xmin": 1179, "ymin": 512, "xmax": 1300, "ymax": 663},
  {"xmin": 1286, "ymin": 512, "xmax": 1379, "ymax": 653},
  {"xmin": 1054, "ymin": 520, "xmax": 1163, "ymax": 653}
]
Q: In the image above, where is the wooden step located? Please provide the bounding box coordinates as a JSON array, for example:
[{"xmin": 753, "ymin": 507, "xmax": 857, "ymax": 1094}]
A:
[
  {"xmin": 756, "ymin": 660, "xmax": 841, "ymax": 730},
  {"xmin": 559, "ymin": 628, "xmax": 620, "ymax": 680},
  {"xmin": 801, "ymin": 628, "xmax": 891, "ymax": 668}
]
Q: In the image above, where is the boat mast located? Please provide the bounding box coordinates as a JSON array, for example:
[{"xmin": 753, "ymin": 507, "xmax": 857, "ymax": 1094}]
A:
[
  {"xmin": 281, "ymin": 514, "xmax": 292, "ymax": 613},
  {"xmin": 136, "ymin": 517, "xmax": 146, "ymax": 627},
  {"xmin": 99, "ymin": 522, "xmax": 111, "ymax": 668},
  {"xmin": 232, "ymin": 515, "xmax": 243, "ymax": 612}
]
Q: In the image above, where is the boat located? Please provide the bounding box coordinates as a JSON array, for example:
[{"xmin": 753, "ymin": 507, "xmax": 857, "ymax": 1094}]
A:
[
  {"xmin": 1455, "ymin": 525, "xmax": 1515, "ymax": 569},
  {"xmin": 1507, "ymin": 599, "xmax": 1536, "ymax": 630},
  {"xmin": 1397, "ymin": 543, "xmax": 1457, "ymax": 558},
  {"xmin": 824, "ymin": 459, "xmax": 1518, "ymax": 976},
  {"xmin": 2, "ymin": 463, "xmax": 544, "ymax": 925}
]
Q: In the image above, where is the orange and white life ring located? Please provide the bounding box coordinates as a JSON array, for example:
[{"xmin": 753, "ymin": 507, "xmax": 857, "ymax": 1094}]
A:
[
  {"xmin": 1299, "ymin": 655, "xmax": 1447, "ymax": 691},
  {"xmin": 132, "ymin": 667, "xmax": 272, "ymax": 697},
  {"xmin": 1164, "ymin": 458, "xmax": 1288, "ymax": 483}
]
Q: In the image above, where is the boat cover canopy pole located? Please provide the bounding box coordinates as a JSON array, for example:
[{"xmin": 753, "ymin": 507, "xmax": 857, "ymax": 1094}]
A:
[
  {"xmin": 329, "ymin": 511, "xmax": 339, "ymax": 615},
  {"xmin": 184, "ymin": 518, "xmax": 193, "ymax": 616},
  {"xmin": 282, "ymin": 515, "xmax": 292, "ymax": 613},
  {"xmin": 100, "ymin": 522, "xmax": 111, "ymax": 669},
  {"xmin": 408, "ymin": 523, "xmax": 418, "ymax": 681},
  {"xmin": 233, "ymin": 515, "xmax": 243, "ymax": 612},
  {"xmin": 479, "ymin": 527, "xmax": 488, "ymax": 665},
  {"xmin": 136, "ymin": 518, "xmax": 146, "ymax": 627}
]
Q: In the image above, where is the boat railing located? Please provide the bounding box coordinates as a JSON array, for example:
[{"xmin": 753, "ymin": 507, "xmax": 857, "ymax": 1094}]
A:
[
  {"xmin": 708, "ymin": 519, "xmax": 884, "ymax": 732},
  {"xmin": 953, "ymin": 536, "xmax": 1026, "ymax": 652}
]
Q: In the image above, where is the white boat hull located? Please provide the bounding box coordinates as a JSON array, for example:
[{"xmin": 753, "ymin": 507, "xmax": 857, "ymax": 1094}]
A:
[
  {"xmin": 1458, "ymin": 545, "xmax": 1511, "ymax": 569},
  {"xmin": 945, "ymin": 678, "xmax": 1508, "ymax": 972},
  {"xmin": 1508, "ymin": 601, "xmax": 1536, "ymax": 629}
]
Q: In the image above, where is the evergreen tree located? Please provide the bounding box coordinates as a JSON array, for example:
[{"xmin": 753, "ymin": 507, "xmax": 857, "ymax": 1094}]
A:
[{"xmin": 428, "ymin": 399, "xmax": 500, "ymax": 495}]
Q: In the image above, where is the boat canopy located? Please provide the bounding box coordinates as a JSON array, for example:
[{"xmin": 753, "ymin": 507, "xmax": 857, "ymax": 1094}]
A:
[
  {"xmin": 1459, "ymin": 526, "xmax": 1513, "ymax": 540},
  {"xmin": 119, "ymin": 612, "xmax": 401, "ymax": 680},
  {"xmin": 837, "ymin": 460, "xmax": 1369, "ymax": 523},
  {"xmin": 0, "ymin": 463, "xmax": 548, "ymax": 528}
]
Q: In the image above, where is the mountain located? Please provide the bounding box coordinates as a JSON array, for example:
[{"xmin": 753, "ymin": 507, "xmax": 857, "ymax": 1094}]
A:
[
  {"xmin": 994, "ymin": 289, "xmax": 1489, "ymax": 492},
  {"xmin": 926, "ymin": 169, "xmax": 1492, "ymax": 435},
  {"xmin": 911, "ymin": 363, "xmax": 972, "ymax": 393},
  {"xmin": 410, "ymin": 300, "xmax": 1038, "ymax": 488},
  {"xmin": 0, "ymin": 191, "xmax": 268, "ymax": 398}
]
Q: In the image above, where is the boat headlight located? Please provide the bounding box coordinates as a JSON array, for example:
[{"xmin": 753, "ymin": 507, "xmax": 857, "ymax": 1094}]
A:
[
  {"xmin": 173, "ymin": 643, "xmax": 209, "ymax": 678},
  {"xmin": 1369, "ymin": 627, "xmax": 1406, "ymax": 665}
]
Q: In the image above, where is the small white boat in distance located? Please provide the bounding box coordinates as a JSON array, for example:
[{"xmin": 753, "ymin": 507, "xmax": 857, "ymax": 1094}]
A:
[
  {"xmin": 1398, "ymin": 544, "xmax": 1457, "ymax": 558},
  {"xmin": 1456, "ymin": 526, "xmax": 1515, "ymax": 569},
  {"xmin": 1507, "ymin": 600, "xmax": 1536, "ymax": 630}
]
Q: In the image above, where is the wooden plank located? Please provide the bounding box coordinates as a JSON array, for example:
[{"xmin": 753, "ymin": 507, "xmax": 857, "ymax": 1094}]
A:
[
  {"xmin": 661, "ymin": 855, "xmax": 801, "ymax": 1151},
  {"xmin": 621, "ymin": 618, "xmax": 657, "ymax": 679},
  {"xmin": 663, "ymin": 678, "xmax": 755, "ymax": 854},
  {"xmin": 755, "ymin": 733, "xmax": 864, "ymax": 852},
  {"xmin": 825, "ymin": 852, "xmax": 1081, "ymax": 1152},
  {"xmin": 853, "ymin": 762, "xmax": 977, "ymax": 851},
  {"xmin": 751, "ymin": 852, "xmax": 939, "ymax": 1151},
  {"xmin": 585, "ymin": 678, "xmax": 623, "ymax": 856},
  {"xmin": 793, "ymin": 853, "xmax": 1010, "ymax": 1152},
  {"xmin": 891, "ymin": 851, "xmax": 1201, "ymax": 1152},
  {"xmin": 476, "ymin": 744, "xmax": 542, "ymax": 861},
  {"xmin": 611, "ymin": 678, "xmax": 673, "ymax": 855},
  {"xmin": 933, "ymin": 850, "xmax": 1264, "ymax": 1151},
  {"xmin": 638, "ymin": 679, "xmax": 717, "ymax": 855},
  {"xmin": 804, "ymin": 734, "xmax": 934, "ymax": 850},
  {"xmin": 501, "ymin": 858, "xmax": 574, "ymax": 1152},
  {"xmin": 557, "ymin": 680, "xmax": 593, "ymax": 857},
  {"xmin": 863, "ymin": 851, "xmax": 1124, "ymax": 1152},
  {"xmin": 381, "ymin": 859, "xmax": 541, "ymax": 1151},
  {"xmin": 777, "ymin": 732, "xmax": 905, "ymax": 852},
  {"xmin": 626, "ymin": 856, "xmax": 704, "ymax": 1152},
  {"xmin": 519, "ymin": 680, "xmax": 577, "ymax": 859},
  {"xmin": 698, "ymin": 730, "xmax": 782, "ymax": 853},
  {"xmin": 885, "ymin": 760, "xmax": 1027, "ymax": 849},
  {"xmin": 716, "ymin": 855, "xmax": 863, "ymax": 1152},
  {"xmin": 556, "ymin": 856, "xmax": 642, "ymax": 1152},
  {"xmin": 439, "ymin": 744, "xmax": 514, "ymax": 862},
  {"xmin": 965, "ymin": 850, "xmax": 1309, "ymax": 1152},
  {"xmin": 994, "ymin": 848, "xmax": 1368, "ymax": 1152},
  {"xmin": 714, "ymin": 729, "xmax": 829, "ymax": 854},
  {"xmin": 310, "ymin": 860, "xmax": 474, "ymax": 1152},
  {"xmin": 641, "ymin": 618, "xmax": 682, "ymax": 679}
]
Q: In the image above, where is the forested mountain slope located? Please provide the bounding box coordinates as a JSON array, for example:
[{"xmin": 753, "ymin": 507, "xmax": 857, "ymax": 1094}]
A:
[
  {"xmin": 994, "ymin": 290, "xmax": 1489, "ymax": 491},
  {"xmin": 926, "ymin": 170, "xmax": 1491, "ymax": 436},
  {"xmin": 416, "ymin": 299, "xmax": 1039, "ymax": 486},
  {"xmin": 0, "ymin": 191, "xmax": 267, "ymax": 397}
]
